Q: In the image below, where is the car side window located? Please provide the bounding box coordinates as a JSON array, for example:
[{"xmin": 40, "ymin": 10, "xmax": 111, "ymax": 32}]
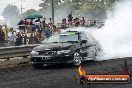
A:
[
  {"xmin": 80, "ymin": 32, "xmax": 87, "ymax": 40},
  {"xmin": 87, "ymin": 33, "xmax": 96, "ymax": 46},
  {"xmin": 80, "ymin": 32, "xmax": 88, "ymax": 45},
  {"xmin": 80, "ymin": 32, "xmax": 95, "ymax": 46}
]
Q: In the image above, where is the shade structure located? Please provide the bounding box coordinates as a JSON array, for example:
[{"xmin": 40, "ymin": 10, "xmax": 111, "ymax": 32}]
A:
[{"xmin": 26, "ymin": 14, "xmax": 43, "ymax": 19}]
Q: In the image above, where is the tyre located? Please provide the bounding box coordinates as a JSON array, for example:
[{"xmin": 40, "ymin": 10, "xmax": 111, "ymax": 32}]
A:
[
  {"xmin": 91, "ymin": 52, "xmax": 96, "ymax": 61},
  {"xmin": 73, "ymin": 53, "xmax": 82, "ymax": 66}
]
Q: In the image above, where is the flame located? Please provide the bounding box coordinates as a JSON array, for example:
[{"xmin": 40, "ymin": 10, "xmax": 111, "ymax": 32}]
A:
[{"xmin": 78, "ymin": 66, "xmax": 86, "ymax": 76}]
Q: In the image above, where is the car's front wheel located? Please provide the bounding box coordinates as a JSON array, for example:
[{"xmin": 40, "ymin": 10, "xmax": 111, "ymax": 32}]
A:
[{"xmin": 73, "ymin": 53, "xmax": 82, "ymax": 66}]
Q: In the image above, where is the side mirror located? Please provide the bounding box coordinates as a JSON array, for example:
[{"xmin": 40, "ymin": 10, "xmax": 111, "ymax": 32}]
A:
[{"xmin": 81, "ymin": 40, "xmax": 87, "ymax": 44}]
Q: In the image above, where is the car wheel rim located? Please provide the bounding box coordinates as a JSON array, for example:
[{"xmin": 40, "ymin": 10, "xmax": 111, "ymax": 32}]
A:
[{"xmin": 74, "ymin": 53, "xmax": 82, "ymax": 66}]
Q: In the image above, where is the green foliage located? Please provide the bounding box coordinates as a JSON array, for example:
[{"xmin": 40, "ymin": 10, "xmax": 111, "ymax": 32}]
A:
[
  {"xmin": 2, "ymin": 0, "xmax": 117, "ymax": 25},
  {"xmin": 38, "ymin": 0, "xmax": 117, "ymax": 19},
  {"xmin": 22, "ymin": 9, "xmax": 40, "ymax": 19},
  {"xmin": 2, "ymin": 4, "xmax": 20, "ymax": 26},
  {"xmin": 2, "ymin": 4, "xmax": 20, "ymax": 19}
]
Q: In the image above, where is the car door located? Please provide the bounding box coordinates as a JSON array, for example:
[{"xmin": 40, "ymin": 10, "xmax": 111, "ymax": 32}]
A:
[
  {"xmin": 80, "ymin": 32, "xmax": 97, "ymax": 60},
  {"xmin": 79, "ymin": 32, "xmax": 89, "ymax": 58},
  {"xmin": 86, "ymin": 33, "xmax": 97, "ymax": 59}
]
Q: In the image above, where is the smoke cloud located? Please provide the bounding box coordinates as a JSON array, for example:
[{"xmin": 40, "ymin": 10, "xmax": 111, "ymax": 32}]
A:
[
  {"xmin": 64, "ymin": 0, "xmax": 132, "ymax": 61},
  {"xmin": 92, "ymin": 0, "xmax": 132, "ymax": 60}
]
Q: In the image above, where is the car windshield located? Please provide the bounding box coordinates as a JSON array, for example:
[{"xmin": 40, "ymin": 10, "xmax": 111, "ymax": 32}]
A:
[{"xmin": 42, "ymin": 32, "xmax": 79, "ymax": 43}]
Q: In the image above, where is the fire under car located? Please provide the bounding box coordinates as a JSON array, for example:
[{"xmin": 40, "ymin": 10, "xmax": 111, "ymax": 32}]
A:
[{"xmin": 30, "ymin": 31, "xmax": 102, "ymax": 68}]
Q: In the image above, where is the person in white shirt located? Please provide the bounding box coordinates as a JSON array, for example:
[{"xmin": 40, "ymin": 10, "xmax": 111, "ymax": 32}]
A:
[{"xmin": 8, "ymin": 28, "xmax": 16, "ymax": 46}]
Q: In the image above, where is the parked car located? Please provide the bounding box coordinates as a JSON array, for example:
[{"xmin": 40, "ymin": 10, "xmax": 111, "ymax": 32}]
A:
[{"xmin": 30, "ymin": 31, "xmax": 102, "ymax": 67}]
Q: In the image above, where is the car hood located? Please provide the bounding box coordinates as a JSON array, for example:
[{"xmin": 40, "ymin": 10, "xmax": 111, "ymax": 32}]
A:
[{"xmin": 33, "ymin": 43, "xmax": 72, "ymax": 51}]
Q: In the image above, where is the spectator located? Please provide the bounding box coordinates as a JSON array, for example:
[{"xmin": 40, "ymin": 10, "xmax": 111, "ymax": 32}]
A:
[
  {"xmin": 75, "ymin": 18, "xmax": 80, "ymax": 27},
  {"xmin": 68, "ymin": 12, "xmax": 73, "ymax": 22},
  {"xmin": 8, "ymin": 28, "xmax": 16, "ymax": 46},
  {"xmin": 80, "ymin": 17, "xmax": 86, "ymax": 27},
  {"xmin": 48, "ymin": 18, "xmax": 53, "ymax": 28},
  {"xmin": 42, "ymin": 18, "xmax": 46, "ymax": 24},
  {"xmin": 68, "ymin": 13, "xmax": 73, "ymax": 26},
  {"xmin": 0, "ymin": 26, "xmax": 5, "ymax": 47},
  {"xmin": 42, "ymin": 18, "xmax": 47, "ymax": 29},
  {"xmin": 35, "ymin": 18, "xmax": 41, "ymax": 24},
  {"xmin": 23, "ymin": 35, "xmax": 28, "ymax": 45},
  {"xmin": 29, "ymin": 19, "xmax": 33, "ymax": 25},
  {"xmin": 24, "ymin": 19, "xmax": 28, "ymax": 25},
  {"xmin": 61, "ymin": 18, "xmax": 67, "ymax": 29},
  {"xmin": 34, "ymin": 18, "xmax": 41, "ymax": 31},
  {"xmin": 51, "ymin": 25, "xmax": 60, "ymax": 35},
  {"xmin": 93, "ymin": 20, "xmax": 97, "ymax": 27},
  {"xmin": 89, "ymin": 21, "xmax": 94, "ymax": 27},
  {"xmin": 15, "ymin": 32, "xmax": 22, "ymax": 46},
  {"xmin": 43, "ymin": 24, "xmax": 52, "ymax": 38},
  {"xmin": 37, "ymin": 28, "xmax": 42, "ymax": 34},
  {"xmin": 29, "ymin": 34, "xmax": 34, "ymax": 44}
]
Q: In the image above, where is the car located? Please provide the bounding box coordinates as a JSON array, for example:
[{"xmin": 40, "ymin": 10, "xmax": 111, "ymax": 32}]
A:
[{"xmin": 30, "ymin": 31, "xmax": 102, "ymax": 68}]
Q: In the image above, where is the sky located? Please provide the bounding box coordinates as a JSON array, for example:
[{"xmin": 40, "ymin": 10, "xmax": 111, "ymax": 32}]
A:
[{"xmin": 0, "ymin": 0, "xmax": 43, "ymax": 18}]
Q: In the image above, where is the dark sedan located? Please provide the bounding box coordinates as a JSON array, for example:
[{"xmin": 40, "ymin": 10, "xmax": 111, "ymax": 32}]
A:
[{"xmin": 30, "ymin": 31, "xmax": 102, "ymax": 67}]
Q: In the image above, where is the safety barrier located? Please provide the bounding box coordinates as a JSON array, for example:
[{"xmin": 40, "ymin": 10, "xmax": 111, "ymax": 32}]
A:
[{"xmin": 0, "ymin": 44, "xmax": 39, "ymax": 59}]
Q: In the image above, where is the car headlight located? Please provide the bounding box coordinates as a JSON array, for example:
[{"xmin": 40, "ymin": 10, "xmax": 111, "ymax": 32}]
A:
[
  {"xmin": 57, "ymin": 50, "xmax": 70, "ymax": 54},
  {"xmin": 31, "ymin": 50, "xmax": 39, "ymax": 55}
]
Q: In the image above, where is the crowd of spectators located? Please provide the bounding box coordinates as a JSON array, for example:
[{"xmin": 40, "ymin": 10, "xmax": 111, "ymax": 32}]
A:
[
  {"xmin": 59, "ymin": 13, "xmax": 104, "ymax": 29},
  {"xmin": 0, "ymin": 13, "xmax": 104, "ymax": 47},
  {"xmin": 0, "ymin": 26, "xmax": 43, "ymax": 47}
]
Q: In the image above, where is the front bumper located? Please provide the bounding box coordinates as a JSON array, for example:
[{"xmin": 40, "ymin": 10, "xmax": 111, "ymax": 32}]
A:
[{"xmin": 30, "ymin": 54, "xmax": 74, "ymax": 64}]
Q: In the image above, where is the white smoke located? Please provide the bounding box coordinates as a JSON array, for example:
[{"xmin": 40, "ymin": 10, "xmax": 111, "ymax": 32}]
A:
[
  {"xmin": 64, "ymin": 0, "xmax": 132, "ymax": 61},
  {"xmin": 92, "ymin": 0, "xmax": 132, "ymax": 60}
]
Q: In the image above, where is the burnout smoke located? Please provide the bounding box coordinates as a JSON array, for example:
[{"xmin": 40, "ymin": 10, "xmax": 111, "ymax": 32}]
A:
[
  {"xmin": 64, "ymin": 0, "xmax": 132, "ymax": 61},
  {"xmin": 92, "ymin": 0, "xmax": 132, "ymax": 60}
]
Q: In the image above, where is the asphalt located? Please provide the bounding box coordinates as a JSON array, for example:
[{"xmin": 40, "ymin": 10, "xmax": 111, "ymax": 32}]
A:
[{"xmin": 0, "ymin": 57, "xmax": 131, "ymax": 88}]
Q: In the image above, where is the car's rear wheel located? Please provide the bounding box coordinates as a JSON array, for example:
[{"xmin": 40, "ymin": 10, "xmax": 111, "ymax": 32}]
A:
[{"xmin": 73, "ymin": 53, "xmax": 82, "ymax": 66}]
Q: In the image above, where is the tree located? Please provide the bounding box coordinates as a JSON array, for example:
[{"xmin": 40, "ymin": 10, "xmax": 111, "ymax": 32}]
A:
[
  {"xmin": 22, "ymin": 9, "xmax": 40, "ymax": 18},
  {"xmin": 2, "ymin": 4, "xmax": 20, "ymax": 27},
  {"xmin": 38, "ymin": 0, "xmax": 117, "ymax": 20}
]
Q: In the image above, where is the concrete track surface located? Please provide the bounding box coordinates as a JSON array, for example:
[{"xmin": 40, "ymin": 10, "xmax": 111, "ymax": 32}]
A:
[{"xmin": 0, "ymin": 57, "xmax": 132, "ymax": 88}]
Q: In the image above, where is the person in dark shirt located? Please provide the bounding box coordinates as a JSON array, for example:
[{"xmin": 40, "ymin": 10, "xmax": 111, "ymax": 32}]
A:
[
  {"xmin": 68, "ymin": 12, "xmax": 73, "ymax": 22},
  {"xmin": 23, "ymin": 35, "xmax": 28, "ymax": 45},
  {"xmin": 80, "ymin": 17, "xmax": 86, "ymax": 27},
  {"xmin": 0, "ymin": 28, "xmax": 5, "ymax": 47},
  {"xmin": 42, "ymin": 18, "xmax": 46, "ymax": 24},
  {"xmin": 15, "ymin": 32, "xmax": 22, "ymax": 46},
  {"xmin": 24, "ymin": 19, "xmax": 29, "ymax": 25},
  {"xmin": 35, "ymin": 18, "xmax": 41, "ymax": 23},
  {"xmin": 29, "ymin": 34, "xmax": 34, "ymax": 44},
  {"xmin": 42, "ymin": 18, "xmax": 46, "ymax": 29},
  {"xmin": 68, "ymin": 13, "xmax": 73, "ymax": 26}
]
